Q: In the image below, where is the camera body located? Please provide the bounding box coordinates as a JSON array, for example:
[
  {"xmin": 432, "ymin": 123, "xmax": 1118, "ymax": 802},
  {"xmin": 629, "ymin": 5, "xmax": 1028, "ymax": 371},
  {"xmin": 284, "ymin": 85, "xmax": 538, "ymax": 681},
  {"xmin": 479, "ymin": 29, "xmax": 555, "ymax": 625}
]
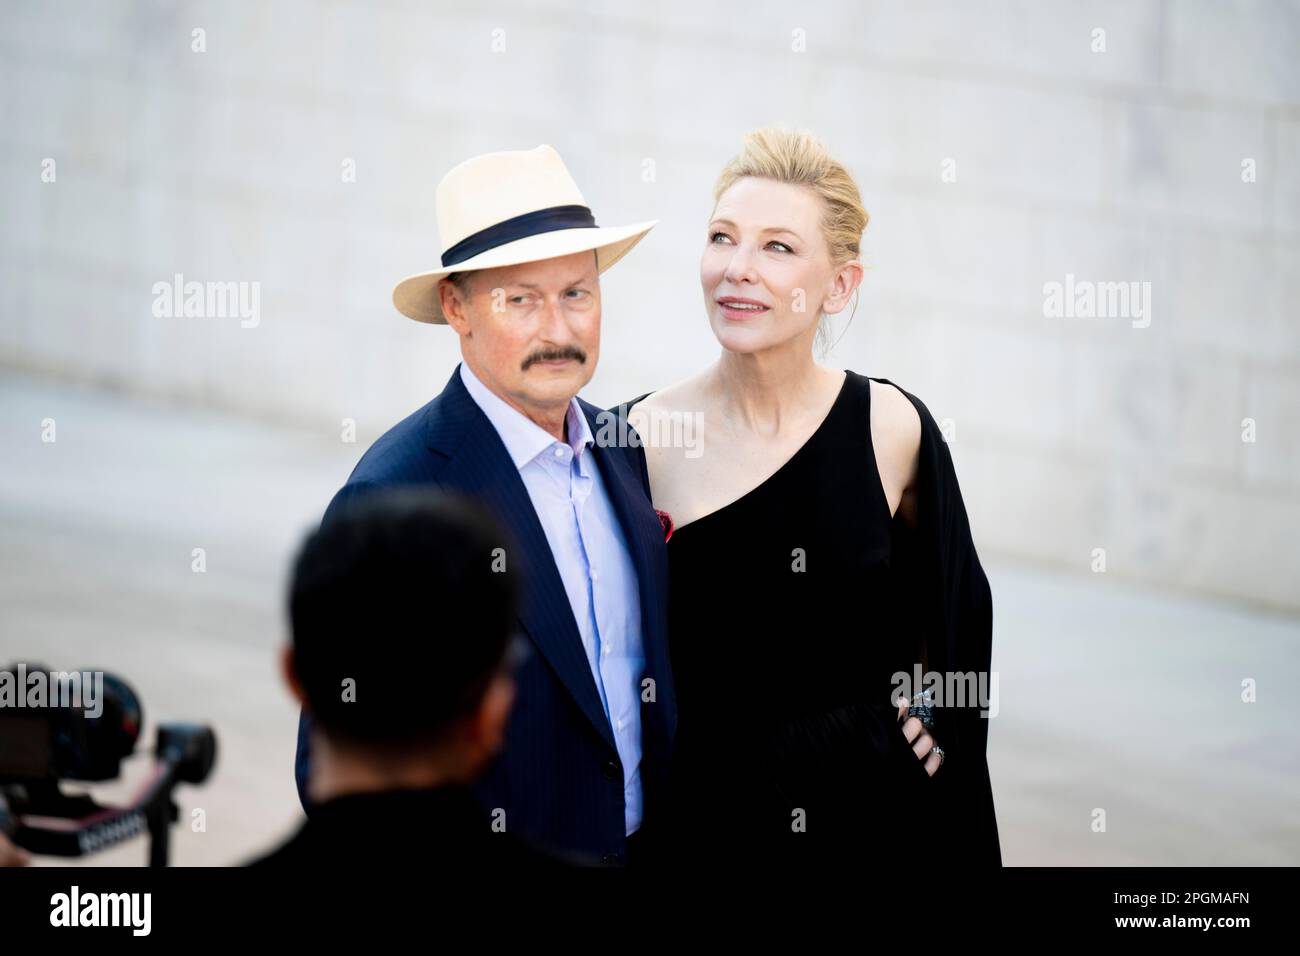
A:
[
  {"xmin": 0, "ymin": 663, "xmax": 141, "ymax": 783},
  {"xmin": 0, "ymin": 663, "xmax": 216, "ymax": 865}
]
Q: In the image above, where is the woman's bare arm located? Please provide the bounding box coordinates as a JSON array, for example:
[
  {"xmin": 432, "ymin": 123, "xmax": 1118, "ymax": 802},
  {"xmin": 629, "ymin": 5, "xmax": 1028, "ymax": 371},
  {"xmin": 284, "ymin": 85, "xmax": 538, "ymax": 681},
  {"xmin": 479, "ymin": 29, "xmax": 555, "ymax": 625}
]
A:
[{"xmin": 869, "ymin": 380, "xmax": 922, "ymax": 526}]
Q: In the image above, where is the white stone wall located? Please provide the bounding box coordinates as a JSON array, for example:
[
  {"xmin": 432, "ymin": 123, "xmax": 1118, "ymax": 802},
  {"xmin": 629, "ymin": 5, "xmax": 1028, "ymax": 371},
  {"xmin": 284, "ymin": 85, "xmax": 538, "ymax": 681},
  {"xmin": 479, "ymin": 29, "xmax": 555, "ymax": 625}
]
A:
[{"xmin": 2, "ymin": 0, "xmax": 1297, "ymax": 611}]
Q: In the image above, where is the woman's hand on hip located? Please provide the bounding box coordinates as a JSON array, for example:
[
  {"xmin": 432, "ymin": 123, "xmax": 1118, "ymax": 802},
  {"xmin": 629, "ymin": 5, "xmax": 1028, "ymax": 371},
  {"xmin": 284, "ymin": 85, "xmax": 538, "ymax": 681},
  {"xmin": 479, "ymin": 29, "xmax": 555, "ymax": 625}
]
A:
[{"xmin": 897, "ymin": 697, "xmax": 943, "ymax": 777}]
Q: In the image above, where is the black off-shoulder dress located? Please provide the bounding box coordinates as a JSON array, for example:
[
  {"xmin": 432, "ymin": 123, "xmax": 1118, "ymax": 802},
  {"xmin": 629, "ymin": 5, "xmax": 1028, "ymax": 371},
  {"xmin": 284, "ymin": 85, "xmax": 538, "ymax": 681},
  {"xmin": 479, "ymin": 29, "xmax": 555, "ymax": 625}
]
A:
[{"xmin": 623, "ymin": 369, "xmax": 1000, "ymax": 867}]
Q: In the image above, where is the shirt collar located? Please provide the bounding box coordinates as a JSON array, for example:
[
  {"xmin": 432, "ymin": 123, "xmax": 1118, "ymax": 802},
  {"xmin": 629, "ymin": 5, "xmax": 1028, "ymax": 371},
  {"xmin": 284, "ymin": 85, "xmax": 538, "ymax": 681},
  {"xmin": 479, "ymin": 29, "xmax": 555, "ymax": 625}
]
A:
[{"xmin": 459, "ymin": 361, "xmax": 593, "ymax": 471}]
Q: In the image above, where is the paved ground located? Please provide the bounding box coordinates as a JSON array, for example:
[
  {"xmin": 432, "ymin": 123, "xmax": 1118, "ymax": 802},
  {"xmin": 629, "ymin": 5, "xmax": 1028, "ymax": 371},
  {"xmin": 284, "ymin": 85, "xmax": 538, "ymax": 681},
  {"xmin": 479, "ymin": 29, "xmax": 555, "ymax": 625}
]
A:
[{"xmin": 2, "ymin": 370, "xmax": 1297, "ymax": 866}]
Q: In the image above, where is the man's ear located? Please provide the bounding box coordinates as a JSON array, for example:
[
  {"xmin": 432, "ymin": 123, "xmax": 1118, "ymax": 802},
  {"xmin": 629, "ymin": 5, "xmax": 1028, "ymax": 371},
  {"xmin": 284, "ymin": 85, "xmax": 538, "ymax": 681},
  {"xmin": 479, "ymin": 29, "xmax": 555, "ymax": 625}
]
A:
[
  {"xmin": 439, "ymin": 278, "xmax": 472, "ymax": 335},
  {"xmin": 280, "ymin": 644, "xmax": 306, "ymax": 709},
  {"xmin": 470, "ymin": 672, "xmax": 516, "ymax": 756}
]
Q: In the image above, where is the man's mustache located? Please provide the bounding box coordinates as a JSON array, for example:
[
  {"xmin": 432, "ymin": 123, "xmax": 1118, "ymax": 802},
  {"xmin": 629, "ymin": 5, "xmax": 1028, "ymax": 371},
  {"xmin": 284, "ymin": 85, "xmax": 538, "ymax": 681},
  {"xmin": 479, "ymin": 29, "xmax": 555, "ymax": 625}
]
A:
[{"xmin": 521, "ymin": 347, "xmax": 587, "ymax": 371}]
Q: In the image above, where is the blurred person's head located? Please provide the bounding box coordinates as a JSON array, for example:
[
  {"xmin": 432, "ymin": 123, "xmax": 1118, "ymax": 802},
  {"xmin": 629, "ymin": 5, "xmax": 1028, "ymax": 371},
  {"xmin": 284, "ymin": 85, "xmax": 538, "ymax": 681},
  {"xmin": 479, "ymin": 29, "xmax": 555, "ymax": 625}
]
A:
[
  {"xmin": 702, "ymin": 127, "xmax": 867, "ymax": 358},
  {"xmin": 281, "ymin": 489, "xmax": 522, "ymax": 802}
]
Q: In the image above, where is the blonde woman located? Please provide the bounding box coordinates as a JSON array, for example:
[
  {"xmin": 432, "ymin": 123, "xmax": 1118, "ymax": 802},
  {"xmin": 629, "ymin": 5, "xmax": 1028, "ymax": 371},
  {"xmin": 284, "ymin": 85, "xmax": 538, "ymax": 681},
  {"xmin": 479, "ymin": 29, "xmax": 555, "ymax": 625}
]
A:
[{"xmin": 621, "ymin": 128, "xmax": 1000, "ymax": 866}]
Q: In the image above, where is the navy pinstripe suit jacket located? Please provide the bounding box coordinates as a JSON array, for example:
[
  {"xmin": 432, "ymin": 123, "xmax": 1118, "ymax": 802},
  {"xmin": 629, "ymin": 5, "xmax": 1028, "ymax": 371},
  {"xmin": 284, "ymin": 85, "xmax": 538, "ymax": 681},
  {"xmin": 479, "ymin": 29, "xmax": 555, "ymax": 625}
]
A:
[{"xmin": 293, "ymin": 364, "xmax": 677, "ymax": 863}]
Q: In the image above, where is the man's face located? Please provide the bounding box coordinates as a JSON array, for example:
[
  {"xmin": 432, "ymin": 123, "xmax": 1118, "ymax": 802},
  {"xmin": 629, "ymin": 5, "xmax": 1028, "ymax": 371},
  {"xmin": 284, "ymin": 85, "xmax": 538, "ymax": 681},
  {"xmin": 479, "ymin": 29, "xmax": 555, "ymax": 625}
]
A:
[{"xmin": 440, "ymin": 250, "xmax": 601, "ymax": 418}]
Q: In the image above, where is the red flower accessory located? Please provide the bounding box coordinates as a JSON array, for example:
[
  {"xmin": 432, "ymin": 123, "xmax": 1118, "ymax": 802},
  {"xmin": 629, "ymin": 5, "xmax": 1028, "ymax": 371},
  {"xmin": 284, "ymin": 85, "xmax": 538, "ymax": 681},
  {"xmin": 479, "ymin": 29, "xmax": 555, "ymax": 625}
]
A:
[{"xmin": 655, "ymin": 509, "xmax": 674, "ymax": 542}]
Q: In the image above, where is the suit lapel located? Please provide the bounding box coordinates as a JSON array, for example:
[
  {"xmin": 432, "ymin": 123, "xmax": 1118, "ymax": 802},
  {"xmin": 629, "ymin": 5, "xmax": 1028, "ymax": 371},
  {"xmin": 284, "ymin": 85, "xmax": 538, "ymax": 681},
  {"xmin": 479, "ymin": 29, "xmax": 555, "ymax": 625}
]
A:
[
  {"xmin": 425, "ymin": 366, "xmax": 616, "ymax": 753},
  {"xmin": 580, "ymin": 400, "xmax": 676, "ymax": 739}
]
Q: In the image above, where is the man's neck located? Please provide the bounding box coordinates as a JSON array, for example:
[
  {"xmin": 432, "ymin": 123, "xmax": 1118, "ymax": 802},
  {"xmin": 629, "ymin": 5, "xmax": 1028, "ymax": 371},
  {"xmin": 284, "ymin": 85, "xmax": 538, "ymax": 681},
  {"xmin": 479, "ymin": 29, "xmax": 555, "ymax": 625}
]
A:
[
  {"xmin": 307, "ymin": 737, "xmax": 469, "ymax": 805},
  {"xmin": 506, "ymin": 396, "xmax": 569, "ymax": 443},
  {"xmin": 461, "ymin": 358, "xmax": 571, "ymax": 441}
]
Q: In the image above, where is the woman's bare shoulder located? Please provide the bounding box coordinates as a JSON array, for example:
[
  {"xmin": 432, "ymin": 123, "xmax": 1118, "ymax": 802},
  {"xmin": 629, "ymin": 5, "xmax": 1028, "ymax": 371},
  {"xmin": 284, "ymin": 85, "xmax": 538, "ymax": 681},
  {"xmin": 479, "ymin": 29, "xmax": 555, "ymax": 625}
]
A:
[
  {"xmin": 868, "ymin": 378, "xmax": 922, "ymax": 476},
  {"xmin": 627, "ymin": 373, "xmax": 710, "ymax": 427}
]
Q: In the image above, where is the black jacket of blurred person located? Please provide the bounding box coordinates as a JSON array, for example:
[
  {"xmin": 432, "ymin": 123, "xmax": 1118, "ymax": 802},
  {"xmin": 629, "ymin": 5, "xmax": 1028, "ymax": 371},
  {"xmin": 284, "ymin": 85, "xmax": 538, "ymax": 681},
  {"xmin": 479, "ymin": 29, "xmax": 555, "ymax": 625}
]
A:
[{"xmin": 248, "ymin": 489, "xmax": 581, "ymax": 867}]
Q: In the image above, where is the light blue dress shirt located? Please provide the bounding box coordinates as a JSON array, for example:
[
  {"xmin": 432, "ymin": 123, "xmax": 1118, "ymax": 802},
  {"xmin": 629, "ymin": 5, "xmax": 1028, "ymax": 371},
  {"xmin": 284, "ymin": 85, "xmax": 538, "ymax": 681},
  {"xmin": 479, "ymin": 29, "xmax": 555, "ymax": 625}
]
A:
[{"xmin": 459, "ymin": 361, "xmax": 645, "ymax": 836}]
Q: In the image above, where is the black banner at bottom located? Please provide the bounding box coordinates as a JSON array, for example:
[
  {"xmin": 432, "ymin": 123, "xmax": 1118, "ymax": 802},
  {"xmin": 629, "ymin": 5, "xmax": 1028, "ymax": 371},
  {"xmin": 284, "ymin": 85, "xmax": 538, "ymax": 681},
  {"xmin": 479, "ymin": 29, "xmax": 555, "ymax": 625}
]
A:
[{"xmin": 0, "ymin": 865, "xmax": 1289, "ymax": 941}]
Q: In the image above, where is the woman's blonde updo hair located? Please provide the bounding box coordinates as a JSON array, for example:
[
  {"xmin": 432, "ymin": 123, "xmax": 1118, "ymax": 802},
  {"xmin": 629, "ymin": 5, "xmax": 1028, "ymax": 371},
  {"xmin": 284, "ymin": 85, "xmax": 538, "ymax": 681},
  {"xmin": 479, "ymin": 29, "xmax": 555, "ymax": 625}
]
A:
[{"xmin": 712, "ymin": 127, "xmax": 869, "ymax": 352}]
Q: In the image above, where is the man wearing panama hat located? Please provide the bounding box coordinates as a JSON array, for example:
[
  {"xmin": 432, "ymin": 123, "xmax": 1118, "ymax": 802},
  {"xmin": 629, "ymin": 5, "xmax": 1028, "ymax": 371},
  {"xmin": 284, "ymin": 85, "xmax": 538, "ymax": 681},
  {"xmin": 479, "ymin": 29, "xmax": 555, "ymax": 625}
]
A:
[{"xmin": 292, "ymin": 145, "xmax": 675, "ymax": 867}]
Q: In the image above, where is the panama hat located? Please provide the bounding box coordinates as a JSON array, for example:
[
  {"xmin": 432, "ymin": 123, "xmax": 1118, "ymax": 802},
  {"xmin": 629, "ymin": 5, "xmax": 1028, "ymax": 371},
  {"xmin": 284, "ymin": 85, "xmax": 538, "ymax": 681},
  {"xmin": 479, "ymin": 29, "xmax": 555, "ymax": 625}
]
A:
[{"xmin": 391, "ymin": 145, "xmax": 657, "ymax": 324}]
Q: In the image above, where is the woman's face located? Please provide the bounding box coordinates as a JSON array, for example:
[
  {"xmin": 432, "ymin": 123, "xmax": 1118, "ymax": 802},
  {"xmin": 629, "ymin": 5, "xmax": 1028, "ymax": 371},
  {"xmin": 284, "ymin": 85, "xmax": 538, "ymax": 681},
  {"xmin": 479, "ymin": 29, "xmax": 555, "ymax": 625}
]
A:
[{"xmin": 701, "ymin": 176, "xmax": 849, "ymax": 355}]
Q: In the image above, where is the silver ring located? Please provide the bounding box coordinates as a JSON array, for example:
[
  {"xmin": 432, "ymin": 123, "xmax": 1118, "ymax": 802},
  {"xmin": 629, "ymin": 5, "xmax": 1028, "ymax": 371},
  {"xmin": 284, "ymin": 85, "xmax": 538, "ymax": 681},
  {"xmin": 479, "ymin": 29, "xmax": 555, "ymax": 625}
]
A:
[
  {"xmin": 907, "ymin": 690, "xmax": 936, "ymax": 733},
  {"xmin": 929, "ymin": 745, "xmax": 945, "ymax": 769}
]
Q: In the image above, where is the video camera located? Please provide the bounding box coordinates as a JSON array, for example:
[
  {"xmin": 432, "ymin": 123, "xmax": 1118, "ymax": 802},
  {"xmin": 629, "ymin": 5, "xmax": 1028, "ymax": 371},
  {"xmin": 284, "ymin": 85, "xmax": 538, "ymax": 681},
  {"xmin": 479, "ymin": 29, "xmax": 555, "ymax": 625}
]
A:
[{"xmin": 0, "ymin": 662, "xmax": 217, "ymax": 866}]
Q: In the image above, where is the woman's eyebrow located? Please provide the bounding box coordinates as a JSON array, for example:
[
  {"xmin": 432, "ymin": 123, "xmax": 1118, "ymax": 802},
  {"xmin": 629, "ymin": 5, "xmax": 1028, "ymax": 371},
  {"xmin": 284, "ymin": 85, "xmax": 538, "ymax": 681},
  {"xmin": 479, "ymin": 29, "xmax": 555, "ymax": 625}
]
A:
[{"xmin": 709, "ymin": 218, "xmax": 803, "ymax": 240}]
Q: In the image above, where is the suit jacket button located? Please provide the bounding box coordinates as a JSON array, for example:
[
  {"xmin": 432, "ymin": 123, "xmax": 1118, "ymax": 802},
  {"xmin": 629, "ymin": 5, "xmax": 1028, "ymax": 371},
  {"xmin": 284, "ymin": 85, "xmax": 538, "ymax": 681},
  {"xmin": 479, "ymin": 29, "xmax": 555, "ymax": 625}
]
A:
[
  {"xmin": 602, "ymin": 760, "xmax": 619, "ymax": 781},
  {"xmin": 601, "ymin": 853, "xmax": 621, "ymax": 866}
]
